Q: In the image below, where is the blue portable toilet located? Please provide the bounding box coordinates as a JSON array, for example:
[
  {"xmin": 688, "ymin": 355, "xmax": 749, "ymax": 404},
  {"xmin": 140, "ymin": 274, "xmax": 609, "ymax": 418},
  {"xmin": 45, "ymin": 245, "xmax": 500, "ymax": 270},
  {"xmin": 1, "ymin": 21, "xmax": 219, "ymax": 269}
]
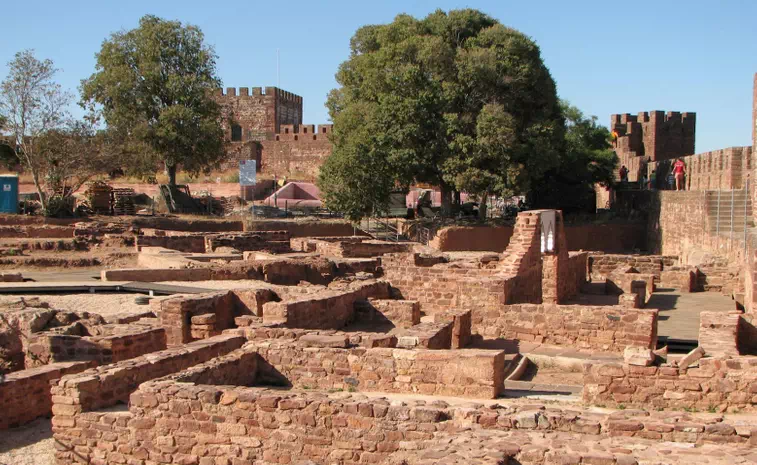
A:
[{"xmin": 0, "ymin": 175, "xmax": 19, "ymax": 213}]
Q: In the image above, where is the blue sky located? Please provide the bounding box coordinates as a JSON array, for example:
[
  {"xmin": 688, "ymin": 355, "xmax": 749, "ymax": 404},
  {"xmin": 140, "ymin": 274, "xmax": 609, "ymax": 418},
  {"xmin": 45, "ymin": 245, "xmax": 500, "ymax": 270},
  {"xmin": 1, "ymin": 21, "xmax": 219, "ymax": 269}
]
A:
[{"xmin": 2, "ymin": 0, "xmax": 755, "ymax": 152}]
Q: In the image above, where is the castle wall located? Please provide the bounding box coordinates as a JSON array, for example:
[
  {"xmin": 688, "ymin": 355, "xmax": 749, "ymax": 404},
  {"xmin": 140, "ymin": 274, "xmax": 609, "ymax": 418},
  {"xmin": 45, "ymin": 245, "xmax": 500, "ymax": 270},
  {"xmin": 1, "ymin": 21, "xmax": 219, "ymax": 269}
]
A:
[
  {"xmin": 216, "ymin": 87, "xmax": 303, "ymax": 142},
  {"xmin": 611, "ymin": 111, "xmax": 696, "ymax": 164}
]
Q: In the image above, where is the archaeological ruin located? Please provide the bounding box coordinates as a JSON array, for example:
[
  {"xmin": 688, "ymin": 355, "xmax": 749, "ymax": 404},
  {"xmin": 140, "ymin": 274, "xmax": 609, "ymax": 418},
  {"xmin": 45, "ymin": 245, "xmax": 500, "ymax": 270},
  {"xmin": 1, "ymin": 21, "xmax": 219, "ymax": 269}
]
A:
[{"xmin": 1, "ymin": 32, "xmax": 757, "ymax": 465}]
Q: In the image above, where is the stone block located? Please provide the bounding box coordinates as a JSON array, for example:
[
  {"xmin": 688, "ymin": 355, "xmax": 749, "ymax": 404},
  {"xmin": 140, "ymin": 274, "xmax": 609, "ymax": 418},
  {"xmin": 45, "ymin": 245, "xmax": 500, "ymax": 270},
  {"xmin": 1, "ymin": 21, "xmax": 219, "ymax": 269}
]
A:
[
  {"xmin": 699, "ymin": 311, "xmax": 740, "ymax": 357},
  {"xmin": 623, "ymin": 346, "xmax": 655, "ymax": 366},
  {"xmin": 298, "ymin": 334, "xmax": 349, "ymax": 348}
]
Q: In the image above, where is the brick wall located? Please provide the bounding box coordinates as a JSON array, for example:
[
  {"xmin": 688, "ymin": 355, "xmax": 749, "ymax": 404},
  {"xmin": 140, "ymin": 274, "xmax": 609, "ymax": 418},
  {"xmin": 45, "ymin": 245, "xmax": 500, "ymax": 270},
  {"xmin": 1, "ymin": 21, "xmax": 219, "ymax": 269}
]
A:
[
  {"xmin": 50, "ymin": 334, "xmax": 244, "ymax": 415},
  {"xmin": 0, "ymin": 360, "xmax": 93, "ymax": 430},
  {"xmin": 262, "ymin": 281, "xmax": 391, "ymax": 328},
  {"xmin": 132, "ymin": 217, "xmax": 244, "ymax": 232},
  {"xmin": 429, "ymin": 223, "xmax": 648, "ymax": 253},
  {"xmin": 135, "ymin": 233, "xmax": 206, "ymax": 253},
  {"xmin": 473, "ymin": 303, "xmax": 657, "ymax": 352},
  {"xmin": 249, "ymin": 342, "xmax": 506, "ymax": 399},
  {"xmin": 25, "ymin": 326, "xmax": 166, "ymax": 367},
  {"xmin": 382, "ymin": 253, "xmax": 508, "ymax": 315},
  {"xmin": 291, "ymin": 236, "xmax": 411, "ymax": 257},
  {"xmin": 204, "ymin": 231, "xmax": 291, "ymax": 253},
  {"xmin": 245, "ymin": 219, "xmax": 361, "ymax": 237},
  {"xmin": 588, "ymin": 253, "xmax": 676, "ymax": 280},
  {"xmin": 52, "ymin": 372, "xmax": 752, "ymax": 465},
  {"xmin": 583, "ymin": 355, "xmax": 757, "ymax": 410},
  {"xmin": 155, "ymin": 291, "xmax": 237, "ymax": 346}
]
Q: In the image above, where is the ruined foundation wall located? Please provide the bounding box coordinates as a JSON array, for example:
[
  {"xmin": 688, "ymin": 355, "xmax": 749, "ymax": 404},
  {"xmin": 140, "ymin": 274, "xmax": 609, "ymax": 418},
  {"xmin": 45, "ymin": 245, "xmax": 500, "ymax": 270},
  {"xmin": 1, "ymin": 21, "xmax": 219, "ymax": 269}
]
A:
[
  {"xmin": 252, "ymin": 342, "xmax": 505, "ymax": 399},
  {"xmin": 583, "ymin": 356, "xmax": 757, "ymax": 410},
  {"xmin": 245, "ymin": 220, "xmax": 361, "ymax": 237},
  {"xmin": 429, "ymin": 222, "xmax": 648, "ymax": 253},
  {"xmin": 473, "ymin": 303, "xmax": 657, "ymax": 351},
  {"xmin": 26, "ymin": 326, "xmax": 166, "ymax": 367},
  {"xmin": 588, "ymin": 254, "xmax": 676, "ymax": 280},
  {"xmin": 262, "ymin": 281, "xmax": 391, "ymax": 328},
  {"xmin": 52, "ymin": 381, "xmax": 753, "ymax": 465},
  {"xmin": 49, "ymin": 334, "xmax": 245, "ymax": 415},
  {"xmin": 0, "ymin": 360, "xmax": 93, "ymax": 430}
]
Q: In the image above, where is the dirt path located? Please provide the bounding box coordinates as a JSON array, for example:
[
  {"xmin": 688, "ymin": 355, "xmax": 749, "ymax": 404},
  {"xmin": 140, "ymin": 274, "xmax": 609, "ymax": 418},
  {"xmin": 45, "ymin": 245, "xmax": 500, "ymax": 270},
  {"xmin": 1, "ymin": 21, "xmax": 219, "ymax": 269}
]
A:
[{"xmin": 0, "ymin": 418, "xmax": 54, "ymax": 465}]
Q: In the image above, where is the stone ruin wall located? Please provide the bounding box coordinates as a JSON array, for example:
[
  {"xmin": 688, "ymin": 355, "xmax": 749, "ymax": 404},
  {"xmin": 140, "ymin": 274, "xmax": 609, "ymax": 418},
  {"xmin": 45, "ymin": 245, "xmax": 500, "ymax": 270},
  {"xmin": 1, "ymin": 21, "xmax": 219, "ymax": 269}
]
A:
[
  {"xmin": 51, "ymin": 343, "xmax": 756, "ymax": 465},
  {"xmin": 584, "ymin": 310, "xmax": 757, "ymax": 411},
  {"xmin": 583, "ymin": 355, "xmax": 757, "ymax": 411},
  {"xmin": 25, "ymin": 326, "xmax": 166, "ymax": 367},
  {"xmin": 427, "ymin": 222, "xmax": 649, "ymax": 254},
  {"xmin": 383, "ymin": 211, "xmax": 658, "ymax": 352},
  {"xmin": 0, "ymin": 360, "xmax": 94, "ymax": 430}
]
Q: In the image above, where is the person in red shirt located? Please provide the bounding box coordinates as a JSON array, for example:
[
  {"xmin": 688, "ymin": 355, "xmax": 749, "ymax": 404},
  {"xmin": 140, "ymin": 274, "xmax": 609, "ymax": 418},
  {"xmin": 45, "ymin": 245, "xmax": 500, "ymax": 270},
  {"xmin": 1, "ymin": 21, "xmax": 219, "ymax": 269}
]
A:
[{"xmin": 673, "ymin": 158, "xmax": 686, "ymax": 190}]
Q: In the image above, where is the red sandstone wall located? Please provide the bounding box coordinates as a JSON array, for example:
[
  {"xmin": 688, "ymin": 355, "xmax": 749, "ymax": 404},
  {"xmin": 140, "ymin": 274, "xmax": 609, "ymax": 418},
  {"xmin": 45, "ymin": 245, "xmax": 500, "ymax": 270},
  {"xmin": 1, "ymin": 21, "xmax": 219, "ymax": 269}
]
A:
[
  {"xmin": 473, "ymin": 303, "xmax": 657, "ymax": 352},
  {"xmin": 51, "ymin": 370, "xmax": 752, "ymax": 465},
  {"xmin": 25, "ymin": 327, "xmax": 166, "ymax": 367},
  {"xmin": 132, "ymin": 217, "xmax": 244, "ymax": 232},
  {"xmin": 428, "ymin": 222, "xmax": 648, "ymax": 253},
  {"xmin": 253, "ymin": 342, "xmax": 505, "ymax": 398},
  {"xmin": 611, "ymin": 111, "xmax": 696, "ymax": 164},
  {"xmin": 50, "ymin": 334, "xmax": 245, "ymax": 414},
  {"xmin": 583, "ymin": 356, "xmax": 757, "ymax": 410},
  {"xmin": 680, "ymin": 146, "xmax": 753, "ymax": 191},
  {"xmin": 0, "ymin": 360, "xmax": 93, "ymax": 430},
  {"xmin": 216, "ymin": 87, "xmax": 302, "ymax": 142},
  {"xmin": 245, "ymin": 220, "xmax": 362, "ymax": 237},
  {"xmin": 260, "ymin": 137, "xmax": 332, "ymax": 180}
]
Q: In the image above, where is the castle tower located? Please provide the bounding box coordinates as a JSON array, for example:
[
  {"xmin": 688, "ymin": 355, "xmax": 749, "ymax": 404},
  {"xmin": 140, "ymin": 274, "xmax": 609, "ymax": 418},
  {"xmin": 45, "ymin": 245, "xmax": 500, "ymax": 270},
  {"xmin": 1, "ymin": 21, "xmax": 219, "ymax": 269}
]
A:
[
  {"xmin": 216, "ymin": 87, "xmax": 303, "ymax": 143},
  {"xmin": 610, "ymin": 111, "xmax": 696, "ymax": 181}
]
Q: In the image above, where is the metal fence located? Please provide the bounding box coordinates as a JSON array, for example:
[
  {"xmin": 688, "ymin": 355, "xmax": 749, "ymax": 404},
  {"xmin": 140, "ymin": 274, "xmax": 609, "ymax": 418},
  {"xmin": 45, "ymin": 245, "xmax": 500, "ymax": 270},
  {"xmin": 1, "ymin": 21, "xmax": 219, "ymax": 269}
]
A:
[{"xmin": 705, "ymin": 180, "xmax": 752, "ymax": 252}]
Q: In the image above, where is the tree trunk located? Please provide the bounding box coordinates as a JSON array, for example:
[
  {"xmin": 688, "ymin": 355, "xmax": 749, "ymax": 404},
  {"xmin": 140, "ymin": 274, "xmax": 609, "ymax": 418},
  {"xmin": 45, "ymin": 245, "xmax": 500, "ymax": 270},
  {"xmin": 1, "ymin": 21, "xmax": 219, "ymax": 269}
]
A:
[
  {"xmin": 167, "ymin": 164, "xmax": 177, "ymax": 186},
  {"xmin": 440, "ymin": 184, "xmax": 452, "ymax": 217},
  {"xmin": 478, "ymin": 192, "xmax": 488, "ymax": 220},
  {"xmin": 31, "ymin": 170, "xmax": 46, "ymax": 213}
]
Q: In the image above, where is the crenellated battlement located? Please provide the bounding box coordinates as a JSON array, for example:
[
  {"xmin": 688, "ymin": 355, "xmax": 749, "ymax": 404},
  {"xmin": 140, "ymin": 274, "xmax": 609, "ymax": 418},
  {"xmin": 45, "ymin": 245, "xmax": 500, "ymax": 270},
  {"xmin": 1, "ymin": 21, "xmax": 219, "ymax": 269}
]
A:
[
  {"xmin": 611, "ymin": 111, "xmax": 696, "ymax": 127},
  {"xmin": 611, "ymin": 110, "xmax": 696, "ymax": 162},
  {"xmin": 275, "ymin": 124, "xmax": 333, "ymax": 141},
  {"xmin": 216, "ymin": 86, "xmax": 303, "ymax": 104}
]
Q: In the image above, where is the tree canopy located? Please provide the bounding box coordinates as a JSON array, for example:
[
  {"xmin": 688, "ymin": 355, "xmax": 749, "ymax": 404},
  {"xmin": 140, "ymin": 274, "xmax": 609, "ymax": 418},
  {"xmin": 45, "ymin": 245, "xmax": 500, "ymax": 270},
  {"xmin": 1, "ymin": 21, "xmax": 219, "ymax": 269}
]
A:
[
  {"xmin": 81, "ymin": 15, "xmax": 226, "ymax": 185},
  {"xmin": 528, "ymin": 101, "xmax": 617, "ymax": 212},
  {"xmin": 0, "ymin": 50, "xmax": 72, "ymax": 211},
  {"xmin": 318, "ymin": 9, "xmax": 565, "ymax": 220}
]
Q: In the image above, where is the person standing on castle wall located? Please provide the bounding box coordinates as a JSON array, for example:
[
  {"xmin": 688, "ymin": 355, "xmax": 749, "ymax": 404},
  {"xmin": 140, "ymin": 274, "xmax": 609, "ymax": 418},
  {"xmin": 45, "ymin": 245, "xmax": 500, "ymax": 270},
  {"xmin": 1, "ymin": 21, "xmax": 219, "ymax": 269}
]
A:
[
  {"xmin": 611, "ymin": 130, "xmax": 619, "ymax": 148},
  {"xmin": 619, "ymin": 165, "xmax": 628, "ymax": 183},
  {"xmin": 649, "ymin": 169, "xmax": 657, "ymax": 190},
  {"xmin": 673, "ymin": 158, "xmax": 686, "ymax": 190}
]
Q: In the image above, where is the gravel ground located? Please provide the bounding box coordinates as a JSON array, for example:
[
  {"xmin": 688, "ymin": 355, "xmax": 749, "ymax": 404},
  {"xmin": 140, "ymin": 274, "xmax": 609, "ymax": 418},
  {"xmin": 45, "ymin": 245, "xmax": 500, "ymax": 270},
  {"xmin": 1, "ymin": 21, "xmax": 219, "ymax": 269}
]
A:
[
  {"xmin": 0, "ymin": 418, "xmax": 54, "ymax": 465},
  {"xmin": 0, "ymin": 293, "xmax": 149, "ymax": 317}
]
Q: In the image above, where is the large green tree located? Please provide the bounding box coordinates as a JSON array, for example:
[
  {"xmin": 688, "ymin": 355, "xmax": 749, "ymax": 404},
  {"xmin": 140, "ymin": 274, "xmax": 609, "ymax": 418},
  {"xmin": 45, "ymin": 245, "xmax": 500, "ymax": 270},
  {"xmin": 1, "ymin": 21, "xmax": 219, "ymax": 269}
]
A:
[
  {"xmin": 318, "ymin": 9, "xmax": 564, "ymax": 220},
  {"xmin": 529, "ymin": 101, "xmax": 617, "ymax": 213},
  {"xmin": 81, "ymin": 15, "xmax": 226, "ymax": 185}
]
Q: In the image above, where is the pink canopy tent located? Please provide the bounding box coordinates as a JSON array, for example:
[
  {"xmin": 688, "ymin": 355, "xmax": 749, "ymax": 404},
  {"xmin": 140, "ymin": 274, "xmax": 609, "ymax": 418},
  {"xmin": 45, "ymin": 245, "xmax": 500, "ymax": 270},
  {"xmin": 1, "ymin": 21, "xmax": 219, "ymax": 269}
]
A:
[{"xmin": 263, "ymin": 182, "xmax": 323, "ymax": 208}]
